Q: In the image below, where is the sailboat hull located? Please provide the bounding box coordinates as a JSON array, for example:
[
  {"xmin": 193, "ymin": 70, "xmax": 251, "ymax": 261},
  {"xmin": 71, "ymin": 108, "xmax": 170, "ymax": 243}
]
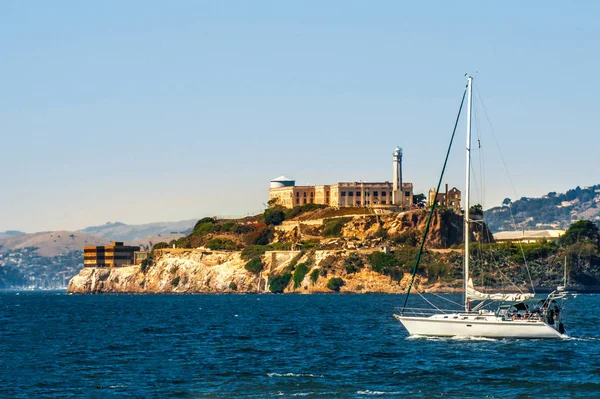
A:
[{"xmin": 394, "ymin": 314, "xmax": 565, "ymax": 339}]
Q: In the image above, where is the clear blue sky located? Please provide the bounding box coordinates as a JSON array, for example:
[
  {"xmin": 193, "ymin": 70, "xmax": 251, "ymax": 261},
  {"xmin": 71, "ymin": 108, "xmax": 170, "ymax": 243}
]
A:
[{"xmin": 2, "ymin": 1, "xmax": 599, "ymax": 233}]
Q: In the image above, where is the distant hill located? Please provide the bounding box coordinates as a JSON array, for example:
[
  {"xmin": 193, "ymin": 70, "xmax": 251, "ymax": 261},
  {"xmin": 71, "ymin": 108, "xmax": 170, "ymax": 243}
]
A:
[
  {"xmin": 78, "ymin": 220, "xmax": 196, "ymax": 242},
  {"xmin": 0, "ymin": 231, "xmax": 110, "ymax": 257},
  {"xmin": 0, "ymin": 230, "xmax": 25, "ymax": 239},
  {"xmin": 485, "ymin": 184, "xmax": 600, "ymax": 232}
]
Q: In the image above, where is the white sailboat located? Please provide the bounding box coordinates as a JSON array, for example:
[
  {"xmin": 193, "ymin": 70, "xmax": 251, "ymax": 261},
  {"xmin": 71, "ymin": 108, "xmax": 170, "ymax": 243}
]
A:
[{"xmin": 394, "ymin": 76, "xmax": 568, "ymax": 339}]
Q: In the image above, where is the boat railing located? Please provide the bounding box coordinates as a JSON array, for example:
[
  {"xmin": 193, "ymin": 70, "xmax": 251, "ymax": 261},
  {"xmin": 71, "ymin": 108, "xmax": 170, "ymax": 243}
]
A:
[{"xmin": 395, "ymin": 307, "xmax": 462, "ymax": 318}]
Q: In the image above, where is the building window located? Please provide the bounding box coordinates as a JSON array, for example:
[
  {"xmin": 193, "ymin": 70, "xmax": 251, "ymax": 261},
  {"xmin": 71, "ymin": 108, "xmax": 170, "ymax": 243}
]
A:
[
  {"xmin": 373, "ymin": 191, "xmax": 379, "ymax": 197},
  {"xmin": 348, "ymin": 192, "xmax": 354, "ymax": 197},
  {"xmin": 303, "ymin": 198, "xmax": 307, "ymax": 204},
  {"xmin": 405, "ymin": 191, "xmax": 410, "ymax": 196},
  {"xmin": 356, "ymin": 201, "xmax": 361, "ymax": 206},
  {"xmin": 296, "ymin": 198, "xmax": 300, "ymax": 204},
  {"xmin": 296, "ymin": 192, "xmax": 299, "ymax": 197},
  {"xmin": 356, "ymin": 192, "xmax": 361, "ymax": 197},
  {"xmin": 365, "ymin": 192, "xmax": 370, "ymax": 196},
  {"xmin": 303, "ymin": 192, "xmax": 307, "ymax": 197},
  {"xmin": 381, "ymin": 192, "xmax": 386, "ymax": 197},
  {"xmin": 341, "ymin": 191, "xmax": 346, "ymax": 197},
  {"xmin": 310, "ymin": 192, "xmax": 314, "ymax": 197},
  {"xmin": 381, "ymin": 200, "xmax": 386, "ymax": 204}
]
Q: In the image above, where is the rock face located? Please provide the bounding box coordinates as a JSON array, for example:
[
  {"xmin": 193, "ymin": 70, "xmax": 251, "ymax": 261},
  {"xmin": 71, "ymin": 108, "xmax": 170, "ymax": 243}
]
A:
[
  {"xmin": 68, "ymin": 249, "xmax": 431, "ymax": 294},
  {"xmin": 68, "ymin": 209, "xmax": 484, "ymax": 294},
  {"xmin": 69, "ymin": 250, "xmax": 261, "ymax": 294}
]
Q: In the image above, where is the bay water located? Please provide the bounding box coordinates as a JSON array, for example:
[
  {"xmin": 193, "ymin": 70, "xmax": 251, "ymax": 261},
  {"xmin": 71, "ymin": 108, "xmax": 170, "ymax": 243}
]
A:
[{"xmin": 1, "ymin": 292, "xmax": 599, "ymax": 398}]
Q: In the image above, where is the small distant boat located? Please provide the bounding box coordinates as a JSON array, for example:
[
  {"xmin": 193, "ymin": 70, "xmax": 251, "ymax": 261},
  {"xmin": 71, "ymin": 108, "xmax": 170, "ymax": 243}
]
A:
[{"xmin": 394, "ymin": 76, "xmax": 568, "ymax": 339}]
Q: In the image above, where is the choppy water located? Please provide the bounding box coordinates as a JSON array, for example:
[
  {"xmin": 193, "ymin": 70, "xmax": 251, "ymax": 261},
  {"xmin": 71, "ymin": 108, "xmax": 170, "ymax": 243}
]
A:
[{"xmin": 0, "ymin": 292, "xmax": 599, "ymax": 398}]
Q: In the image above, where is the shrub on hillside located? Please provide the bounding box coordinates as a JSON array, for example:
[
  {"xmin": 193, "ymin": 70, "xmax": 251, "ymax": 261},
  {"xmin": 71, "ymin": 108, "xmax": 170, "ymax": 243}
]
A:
[
  {"xmin": 284, "ymin": 203, "xmax": 328, "ymax": 220},
  {"xmin": 321, "ymin": 217, "xmax": 352, "ymax": 237},
  {"xmin": 245, "ymin": 258, "xmax": 264, "ymax": 275},
  {"xmin": 140, "ymin": 257, "xmax": 153, "ymax": 273},
  {"xmin": 368, "ymin": 251, "xmax": 396, "ymax": 274},
  {"xmin": 192, "ymin": 222, "xmax": 214, "ymax": 236},
  {"xmin": 195, "ymin": 217, "xmax": 216, "ymax": 229},
  {"xmin": 293, "ymin": 263, "xmax": 310, "ymax": 288},
  {"xmin": 264, "ymin": 209, "xmax": 285, "ymax": 226},
  {"xmin": 426, "ymin": 262, "xmax": 452, "ymax": 282},
  {"xmin": 152, "ymin": 242, "xmax": 169, "ymax": 251},
  {"xmin": 205, "ymin": 238, "xmax": 240, "ymax": 250},
  {"xmin": 269, "ymin": 273, "xmax": 292, "ymax": 293},
  {"xmin": 326, "ymin": 277, "xmax": 345, "ymax": 292},
  {"xmin": 299, "ymin": 238, "xmax": 320, "ymax": 250},
  {"xmin": 344, "ymin": 253, "xmax": 365, "ymax": 274},
  {"xmin": 310, "ymin": 268, "xmax": 320, "ymax": 284},
  {"xmin": 392, "ymin": 230, "xmax": 420, "ymax": 246},
  {"xmin": 387, "ymin": 266, "xmax": 404, "ymax": 282},
  {"xmin": 244, "ymin": 226, "xmax": 273, "ymax": 246},
  {"xmin": 241, "ymin": 245, "xmax": 269, "ymax": 260}
]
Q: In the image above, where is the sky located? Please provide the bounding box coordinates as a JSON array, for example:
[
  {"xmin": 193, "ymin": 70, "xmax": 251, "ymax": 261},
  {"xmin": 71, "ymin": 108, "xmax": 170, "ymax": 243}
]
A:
[{"xmin": 1, "ymin": 1, "xmax": 599, "ymax": 233}]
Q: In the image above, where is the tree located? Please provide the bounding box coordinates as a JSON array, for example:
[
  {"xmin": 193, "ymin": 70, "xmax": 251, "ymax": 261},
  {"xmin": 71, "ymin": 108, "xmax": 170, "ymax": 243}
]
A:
[
  {"xmin": 469, "ymin": 204, "xmax": 483, "ymax": 215},
  {"xmin": 244, "ymin": 258, "xmax": 264, "ymax": 275},
  {"xmin": 413, "ymin": 193, "xmax": 427, "ymax": 207},
  {"xmin": 326, "ymin": 277, "xmax": 345, "ymax": 292},
  {"xmin": 264, "ymin": 208, "xmax": 285, "ymax": 226},
  {"xmin": 502, "ymin": 198, "xmax": 512, "ymax": 206},
  {"xmin": 560, "ymin": 220, "xmax": 600, "ymax": 246}
]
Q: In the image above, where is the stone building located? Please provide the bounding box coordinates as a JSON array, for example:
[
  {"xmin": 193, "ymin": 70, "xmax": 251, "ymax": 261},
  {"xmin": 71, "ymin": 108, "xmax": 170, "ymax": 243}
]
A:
[
  {"xmin": 269, "ymin": 147, "xmax": 413, "ymax": 209},
  {"xmin": 428, "ymin": 184, "xmax": 461, "ymax": 213}
]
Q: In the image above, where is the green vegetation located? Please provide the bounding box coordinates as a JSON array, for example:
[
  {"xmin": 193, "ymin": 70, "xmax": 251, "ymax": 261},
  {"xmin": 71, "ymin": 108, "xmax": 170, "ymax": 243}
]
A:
[
  {"xmin": 310, "ymin": 268, "xmax": 320, "ymax": 284},
  {"xmin": 269, "ymin": 273, "xmax": 292, "ymax": 293},
  {"xmin": 368, "ymin": 251, "xmax": 396, "ymax": 273},
  {"xmin": 299, "ymin": 238, "xmax": 320, "ymax": 250},
  {"xmin": 326, "ymin": 277, "xmax": 345, "ymax": 292},
  {"xmin": 229, "ymin": 281, "xmax": 238, "ymax": 291},
  {"xmin": 205, "ymin": 238, "xmax": 240, "ymax": 250},
  {"xmin": 413, "ymin": 193, "xmax": 427, "ymax": 207},
  {"xmin": 321, "ymin": 217, "xmax": 352, "ymax": 237},
  {"xmin": 486, "ymin": 184, "xmax": 600, "ymax": 231},
  {"xmin": 152, "ymin": 242, "xmax": 169, "ymax": 251},
  {"xmin": 284, "ymin": 203, "xmax": 328, "ymax": 219},
  {"xmin": 293, "ymin": 263, "xmax": 311, "ymax": 288},
  {"xmin": 425, "ymin": 262, "xmax": 452, "ymax": 282},
  {"xmin": 560, "ymin": 220, "xmax": 599, "ymax": 246},
  {"xmin": 241, "ymin": 245, "xmax": 268, "ymax": 260},
  {"xmin": 469, "ymin": 204, "xmax": 483, "ymax": 215},
  {"xmin": 244, "ymin": 226, "xmax": 273, "ymax": 246},
  {"xmin": 244, "ymin": 258, "xmax": 264, "ymax": 275},
  {"xmin": 264, "ymin": 208, "xmax": 285, "ymax": 226},
  {"xmin": 171, "ymin": 276, "xmax": 180, "ymax": 287},
  {"xmin": 140, "ymin": 256, "xmax": 153, "ymax": 273},
  {"xmin": 344, "ymin": 253, "xmax": 364, "ymax": 274}
]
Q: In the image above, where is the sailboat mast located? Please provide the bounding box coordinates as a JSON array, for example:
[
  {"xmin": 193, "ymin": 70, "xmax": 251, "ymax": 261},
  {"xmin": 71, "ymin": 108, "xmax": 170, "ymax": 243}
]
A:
[{"xmin": 464, "ymin": 76, "xmax": 473, "ymax": 312}]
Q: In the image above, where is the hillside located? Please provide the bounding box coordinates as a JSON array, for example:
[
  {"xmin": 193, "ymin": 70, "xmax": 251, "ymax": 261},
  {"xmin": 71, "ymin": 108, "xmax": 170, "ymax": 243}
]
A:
[
  {"xmin": 0, "ymin": 230, "xmax": 25, "ymax": 239},
  {"xmin": 78, "ymin": 220, "xmax": 196, "ymax": 242},
  {"xmin": 0, "ymin": 231, "xmax": 110, "ymax": 257},
  {"xmin": 485, "ymin": 184, "xmax": 600, "ymax": 232}
]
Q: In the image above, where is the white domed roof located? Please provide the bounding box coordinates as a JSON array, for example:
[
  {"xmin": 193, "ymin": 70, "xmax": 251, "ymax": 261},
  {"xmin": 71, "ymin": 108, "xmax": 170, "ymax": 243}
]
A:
[{"xmin": 271, "ymin": 175, "xmax": 294, "ymax": 182}]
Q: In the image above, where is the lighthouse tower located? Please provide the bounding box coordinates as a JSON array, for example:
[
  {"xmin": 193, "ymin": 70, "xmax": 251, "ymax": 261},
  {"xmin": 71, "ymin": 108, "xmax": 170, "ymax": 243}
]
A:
[{"xmin": 392, "ymin": 147, "xmax": 403, "ymax": 206}]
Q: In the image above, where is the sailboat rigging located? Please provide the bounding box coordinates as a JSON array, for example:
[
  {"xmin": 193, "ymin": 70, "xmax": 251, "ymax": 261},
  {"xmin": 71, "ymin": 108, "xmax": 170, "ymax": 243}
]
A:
[{"xmin": 394, "ymin": 76, "xmax": 568, "ymax": 339}]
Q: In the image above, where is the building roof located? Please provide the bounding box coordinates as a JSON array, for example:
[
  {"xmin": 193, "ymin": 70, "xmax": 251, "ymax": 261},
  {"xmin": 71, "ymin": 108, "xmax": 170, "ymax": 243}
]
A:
[
  {"xmin": 271, "ymin": 175, "xmax": 294, "ymax": 182},
  {"xmin": 493, "ymin": 230, "xmax": 565, "ymax": 240}
]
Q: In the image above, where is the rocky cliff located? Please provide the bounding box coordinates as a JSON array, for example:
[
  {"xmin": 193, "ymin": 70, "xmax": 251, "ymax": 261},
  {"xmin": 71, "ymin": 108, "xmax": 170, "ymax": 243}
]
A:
[
  {"xmin": 68, "ymin": 249, "xmax": 434, "ymax": 294},
  {"xmin": 68, "ymin": 209, "xmax": 486, "ymax": 294}
]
